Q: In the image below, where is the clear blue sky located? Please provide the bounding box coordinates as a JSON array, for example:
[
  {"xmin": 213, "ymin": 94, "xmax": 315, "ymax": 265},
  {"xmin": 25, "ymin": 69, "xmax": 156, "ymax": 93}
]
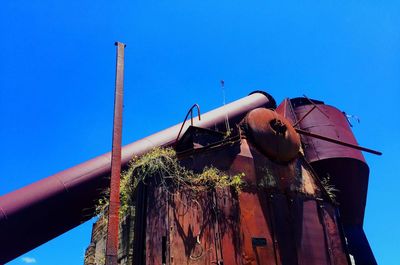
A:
[{"xmin": 1, "ymin": 1, "xmax": 399, "ymax": 264}]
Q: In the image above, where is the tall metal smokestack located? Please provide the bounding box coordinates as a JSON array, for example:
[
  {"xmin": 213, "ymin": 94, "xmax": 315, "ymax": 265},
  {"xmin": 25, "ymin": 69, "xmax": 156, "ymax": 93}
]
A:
[{"xmin": 105, "ymin": 41, "xmax": 125, "ymax": 265}]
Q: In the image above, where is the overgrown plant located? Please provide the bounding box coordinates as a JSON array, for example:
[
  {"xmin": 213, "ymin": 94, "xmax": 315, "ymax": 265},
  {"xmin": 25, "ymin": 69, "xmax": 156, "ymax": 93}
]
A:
[
  {"xmin": 320, "ymin": 174, "xmax": 339, "ymax": 202},
  {"xmin": 96, "ymin": 147, "xmax": 245, "ymax": 217},
  {"xmin": 257, "ymin": 166, "xmax": 277, "ymax": 189}
]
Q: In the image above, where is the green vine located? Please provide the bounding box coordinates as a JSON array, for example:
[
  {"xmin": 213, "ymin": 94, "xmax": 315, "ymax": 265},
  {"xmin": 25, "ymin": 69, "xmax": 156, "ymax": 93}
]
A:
[{"xmin": 96, "ymin": 147, "xmax": 245, "ymax": 217}]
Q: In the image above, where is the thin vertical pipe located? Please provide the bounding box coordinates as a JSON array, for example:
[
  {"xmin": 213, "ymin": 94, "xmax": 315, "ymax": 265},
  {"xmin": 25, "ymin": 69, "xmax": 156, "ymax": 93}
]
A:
[{"xmin": 105, "ymin": 41, "xmax": 126, "ymax": 265}]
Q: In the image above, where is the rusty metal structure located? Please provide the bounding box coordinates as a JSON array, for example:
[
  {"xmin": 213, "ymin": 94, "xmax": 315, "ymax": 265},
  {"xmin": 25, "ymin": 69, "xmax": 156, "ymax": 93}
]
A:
[
  {"xmin": 0, "ymin": 91, "xmax": 379, "ymax": 265},
  {"xmin": 105, "ymin": 41, "xmax": 126, "ymax": 265}
]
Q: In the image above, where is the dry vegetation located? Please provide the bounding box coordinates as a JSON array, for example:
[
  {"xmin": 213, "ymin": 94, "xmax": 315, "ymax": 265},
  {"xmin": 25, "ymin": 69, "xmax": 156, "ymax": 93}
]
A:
[{"xmin": 96, "ymin": 147, "xmax": 244, "ymax": 216}]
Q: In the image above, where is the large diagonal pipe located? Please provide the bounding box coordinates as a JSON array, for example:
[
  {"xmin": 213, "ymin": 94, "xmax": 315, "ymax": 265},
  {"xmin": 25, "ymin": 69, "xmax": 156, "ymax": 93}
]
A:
[{"xmin": 0, "ymin": 91, "xmax": 276, "ymax": 264}]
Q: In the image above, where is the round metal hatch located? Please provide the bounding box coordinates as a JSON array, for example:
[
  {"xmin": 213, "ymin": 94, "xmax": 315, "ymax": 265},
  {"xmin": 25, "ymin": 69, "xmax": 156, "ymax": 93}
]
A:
[{"xmin": 245, "ymin": 108, "xmax": 300, "ymax": 162}]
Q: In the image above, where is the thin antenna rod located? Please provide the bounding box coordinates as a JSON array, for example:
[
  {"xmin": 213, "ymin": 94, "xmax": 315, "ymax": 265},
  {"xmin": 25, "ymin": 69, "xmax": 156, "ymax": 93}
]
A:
[
  {"xmin": 221, "ymin": 80, "xmax": 231, "ymax": 134},
  {"xmin": 105, "ymin": 41, "xmax": 126, "ymax": 265}
]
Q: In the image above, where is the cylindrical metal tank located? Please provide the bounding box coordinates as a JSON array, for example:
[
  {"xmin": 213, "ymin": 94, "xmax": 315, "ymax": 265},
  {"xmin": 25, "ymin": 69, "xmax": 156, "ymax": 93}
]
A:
[
  {"xmin": 289, "ymin": 97, "xmax": 376, "ymax": 265},
  {"xmin": 289, "ymin": 97, "xmax": 369, "ymax": 226},
  {"xmin": 0, "ymin": 91, "xmax": 276, "ymax": 264}
]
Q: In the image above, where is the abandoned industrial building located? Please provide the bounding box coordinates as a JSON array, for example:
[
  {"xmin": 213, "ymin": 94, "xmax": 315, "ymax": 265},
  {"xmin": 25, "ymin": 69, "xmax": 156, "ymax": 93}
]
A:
[{"xmin": 0, "ymin": 90, "xmax": 380, "ymax": 264}]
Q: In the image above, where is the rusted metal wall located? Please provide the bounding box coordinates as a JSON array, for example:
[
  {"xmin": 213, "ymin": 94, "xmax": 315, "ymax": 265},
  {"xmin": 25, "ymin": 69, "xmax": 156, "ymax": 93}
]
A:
[
  {"xmin": 130, "ymin": 129, "xmax": 349, "ymax": 265},
  {"xmin": 86, "ymin": 99, "xmax": 375, "ymax": 264}
]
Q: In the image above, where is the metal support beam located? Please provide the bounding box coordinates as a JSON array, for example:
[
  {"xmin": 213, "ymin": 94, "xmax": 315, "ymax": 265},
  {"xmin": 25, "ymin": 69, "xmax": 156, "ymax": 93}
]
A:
[
  {"xmin": 292, "ymin": 105, "xmax": 316, "ymax": 127},
  {"xmin": 105, "ymin": 41, "xmax": 126, "ymax": 265},
  {"xmin": 295, "ymin": 128, "xmax": 382, "ymax": 156},
  {"xmin": 303, "ymin": 94, "xmax": 330, "ymax": 119}
]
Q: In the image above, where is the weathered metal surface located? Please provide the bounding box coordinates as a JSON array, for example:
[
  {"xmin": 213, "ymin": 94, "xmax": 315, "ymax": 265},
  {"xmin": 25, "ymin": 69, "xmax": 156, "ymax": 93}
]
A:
[
  {"xmin": 146, "ymin": 185, "xmax": 169, "ymax": 264},
  {"xmin": 293, "ymin": 199, "xmax": 330, "ymax": 265},
  {"xmin": 319, "ymin": 203, "xmax": 349, "ymax": 265},
  {"xmin": 216, "ymin": 188, "xmax": 242, "ymax": 265},
  {"xmin": 169, "ymin": 190, "xmax": 219, "ymax": 264},
  {"xmin": 270, "ymin": 194, "xmax": 297, "ymax": 265},
  {"xmin": 132, "ymin": 183, "xmax": 148, "ymax": 265},
  {"xmin": 275, "ymin": 98, "xmax": 297, "ymax": 125},
  {"xmin": 0, "ymin": 91, "xmax": 275, "ymax": 264},
  {"xmin": 143, "ymin": 177, "xmax": 239, "ymax": 264},
  {"xmin": 301, "ymin": 95, "xmax": 330, "ymax": 119},
  {"xmin": 229, "ymin": 140, "xmax": 278, "ymax": 264},
  {"xmin": 292, "ymin": 105, "xmax": 316, "ymax": 127},
  {"xmin": 244, "ymin": 108, "xmax": 300, "ymax": 162},
  {"xmin": 105, "ymin": 41, "xmax": 125, "ymax": 265}
]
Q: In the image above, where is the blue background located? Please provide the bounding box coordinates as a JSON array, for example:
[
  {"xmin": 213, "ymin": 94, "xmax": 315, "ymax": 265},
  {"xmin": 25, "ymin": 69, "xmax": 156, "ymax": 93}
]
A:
[{"xmin": 1, "ymin": 1, "xmax": 399, "ymax": 264}]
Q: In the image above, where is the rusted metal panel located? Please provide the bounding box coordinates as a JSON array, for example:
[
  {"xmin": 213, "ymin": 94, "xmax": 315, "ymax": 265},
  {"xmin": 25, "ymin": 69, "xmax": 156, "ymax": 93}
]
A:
[
  {"xmin": 168, "ymin": 190, "xmax": 218, "ymax": 264},
  {"xmin": 229, "ymin": 140, "xmax": 278, "ymax": 265},
  {"xmin": 216, "ymin": 188, "xmax": 242, "ymax": 265},
  {"xmin": 178, "ymin": 142, "xmax": 243, "ymax": 264},
  {"xmin": 275, "ymin": 98, "xmax": 297, "ymax": 124},
  {"xmin": 133, "ymin": 183, "xmax": 148, "ymax": 265},
  {"xmin": 146, "ymin": 185, "xmax": 169, "ymax": 264},
  {"xmin": 293, "ymin": 199, "xmax": 329, "ymax": 265},
  {"xmin": 238, "ymin": 191, "xmax": 277, "ymax": 265},
  {"xmin": 143, "ymin": 170, "xmax": 225, "ymax": 265},
  {"xmin": 319, "ymin": 203, "xmax": 349, "ymax": 265},
  {"xmin": 269, "ymin": 194, "xmax": 297, "ymax": 265},
  {"xmin": 292, "ymin": 105, "xmax": 317, "ymax": 127}
]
